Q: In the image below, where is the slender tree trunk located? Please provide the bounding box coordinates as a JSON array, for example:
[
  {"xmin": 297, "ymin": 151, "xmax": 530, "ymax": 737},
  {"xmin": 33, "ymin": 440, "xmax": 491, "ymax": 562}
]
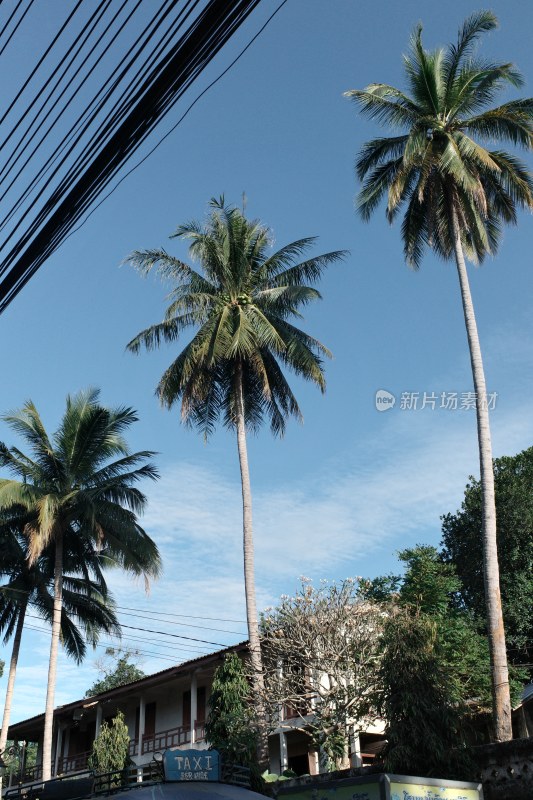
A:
[
  {"xmin": 0, "ymin": 603, "xmax": 27, "ymax": 753},
  {"xmin": 42, "ymin": 531, "xmax": 64, "ymax": 780},
  {"xmin": 450, "ymin": 210, "xmax": 512, "ymax": 742},
  {"xmin": 234, "ymin": 361, "xmax": 269, "ymax": 767}
]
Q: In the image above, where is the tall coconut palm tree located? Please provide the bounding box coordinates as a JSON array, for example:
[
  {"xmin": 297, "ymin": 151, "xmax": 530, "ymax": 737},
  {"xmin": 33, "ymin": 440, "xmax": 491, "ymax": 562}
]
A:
[
  {"xmin": 345, "ymin": 11, "xmax": 533, "ymax": 741},
  {"xmin": 0, "ymin": 389, "xmax": 161, "ymax": 779},
  {"xmin": 0, "ymin": 510, "xmax": 121, "ymax": 755},
  {"xmin": 126, "ymin": 197, "xmax": 345, "ymax": 753}
]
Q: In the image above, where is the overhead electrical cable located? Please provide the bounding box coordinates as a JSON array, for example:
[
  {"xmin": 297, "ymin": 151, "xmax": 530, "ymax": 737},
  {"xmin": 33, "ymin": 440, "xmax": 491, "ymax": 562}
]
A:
[
  {"xmin": 0, "ymin": 584, "xmax": 247, "ymax": 625},
  {"xmin": 0, "ymin": 0, "xmax": 85, "ymax": 130},
  {"xmin": 0, "ymin": 0, "xmax": 168, "ymax": 227},
  {"xmin": 24, "ymin": 622, "xmax": 210, "ymax": 663},
  {"xmin": 107, "ymin": 608, "xmax": 246, "ymax": 636},
  {"xmin": 23, "ymin": 611, "xmax": 233, "ymax": 648},
  {"xmin": 0, "ymin": 0, "xmax": 285, "ymax": 313},
  {"xmin": 0, "ymin": 4, "xmax": 214, "ymax": 286},
  {"xmin": 0, "ymin": 0, "xmax": 177, "ymax": 222},
  {"xmin": 67, "ymin": 0, "xmax": 289, "ymax": 240},
  {"xmin": 0, "ymin": 0, "xmax": 35, "ymax": 59},
  {"xmin": 0, "ymin": 0, "xmax": 116, "ymax": 183}
]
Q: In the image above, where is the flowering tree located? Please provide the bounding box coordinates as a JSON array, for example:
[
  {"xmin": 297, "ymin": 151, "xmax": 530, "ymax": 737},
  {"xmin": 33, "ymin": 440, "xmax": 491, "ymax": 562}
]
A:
[{"xmin": 260, "ymin": 579, "xmax": 384, "ymax": 770}]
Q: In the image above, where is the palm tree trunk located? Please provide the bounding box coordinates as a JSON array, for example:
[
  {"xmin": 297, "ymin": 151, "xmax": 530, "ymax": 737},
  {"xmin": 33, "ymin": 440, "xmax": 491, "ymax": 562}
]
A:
[
  {"xmin": 0, "ymin": 603, "xmax": 27, "ymax": 753},
  {"xmin": 234, "ymin": 361, "xmax": 269, "ymax": 766},
  {"xmin": 42, "ymin": 531, "xmax": 64, "ymax": 780},
  {"xmin": 450, "ymin": 209, "xmax": 512, "ymax": 741}
]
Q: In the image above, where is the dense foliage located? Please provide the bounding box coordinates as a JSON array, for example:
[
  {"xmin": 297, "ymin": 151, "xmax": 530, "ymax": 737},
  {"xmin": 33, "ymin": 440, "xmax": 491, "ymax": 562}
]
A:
[
  {"xmin": 205, "ymin": 653, "xmax": 262, "ymax": 790},
  {"xmin": 346, "ymin": 11, "xmax": 533, "ymax": 267},
  {"xmin": 441, "ymin": 446, "xmax": 533, "ymax": 673},
  {"xmin": 362, "ymin": 546, "xmax": 499, "ymax": 777},
  {"xmin": 88, "ymin": 710, "xmax": 130, "ymax": 784},
  {"xmin": 0, "ymin": 389, "xmax": 161, "ymax": 779},
  {"xmin": 0, "ymin": 514, "xmax": 120, "ymax": 753}
]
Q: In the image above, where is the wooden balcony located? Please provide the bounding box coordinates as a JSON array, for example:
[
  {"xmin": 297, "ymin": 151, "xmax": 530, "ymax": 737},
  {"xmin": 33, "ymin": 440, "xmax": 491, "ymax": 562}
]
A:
[
  {"xmin": 13, "ymin": 720, "xmax": 207, "ymax": 784},
  {"xmin": 57, "ymin": 750, "xmax": 92, "ymax": 774},
  {"xmin": 128, "ymin": 720, "xmax": 205, "ymax": 757}
]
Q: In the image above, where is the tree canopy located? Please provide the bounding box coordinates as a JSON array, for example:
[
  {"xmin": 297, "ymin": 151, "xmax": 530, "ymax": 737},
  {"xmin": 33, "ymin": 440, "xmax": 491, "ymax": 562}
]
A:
[
  {"xmin": 441, "ymin": 446, "xmax": 533, "ymax": 673},
  {"xmin": 88, "ymin": 710, "xmax": 130, "ymax": 785},
  {"xmin": 363, "ymin": 546, "xmax": 493, "ymax": 778},
  {"xmin": 346, "ymin": 10, "xmax": 533, "ymax": 268},
  {"xmin": 0, "ymin": 389, "xmax": 160, "ymax": 780},
  {"xmin": 261, "ymin": 578, "xmax": 384, "ymax": 770},
  {"xmin": 85, "ymin": 648, "xmax": 145, "ymax": 697},
  {"xmin": 205, "ymin": 653, "xmax": 261, "ymax": 789}
]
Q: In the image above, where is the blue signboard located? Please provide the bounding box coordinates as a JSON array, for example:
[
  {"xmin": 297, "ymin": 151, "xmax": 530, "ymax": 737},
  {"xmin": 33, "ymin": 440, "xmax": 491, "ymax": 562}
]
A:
[{"xmin": 163, "ymin": 749, "xmax": 220, "ymax": 782}]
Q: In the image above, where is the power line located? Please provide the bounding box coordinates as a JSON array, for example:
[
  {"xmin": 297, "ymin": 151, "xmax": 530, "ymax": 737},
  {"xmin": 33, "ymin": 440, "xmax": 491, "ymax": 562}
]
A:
[
  {"xmin": 66, "ymin": 0, "xmax": 289, "ymax": 241},
  {"xmin": 22, "ymin": 621, "xmax": 211, "ymax": 663},
  {"xmin": 111, "ymin": 608, "xmax": 246, "ymax": 636},
  {"xmin": 115, "ymin": 603, "xmax": 245, "ymax": 624},
  {"xmin": 0, "ymin": 584, "xmax": 247, "ymax": 627},
  {"xmin": 20, "ymin": 609, "xmax": 240, "ymax": 648},
  {"xmin": 0, "ymin": 0, "xmax": 287, "ymax": 312},
  {"xmin": 0, "ymin": 0, "xmax": 36, "ymax": 60}
]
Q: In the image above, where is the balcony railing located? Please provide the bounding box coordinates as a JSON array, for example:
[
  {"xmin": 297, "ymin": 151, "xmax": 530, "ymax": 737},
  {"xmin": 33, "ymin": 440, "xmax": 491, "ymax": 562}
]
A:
[
  {"xmin": 57, "ymin": 750, "xmax": 92, "ymax": 775},
  {"xmin": 16, "ymin": 720, "xmax": 207, "ymax": 784},
  {"xmin": 128, "ymin": 720, "xmax": 207, "ymax": 757}
]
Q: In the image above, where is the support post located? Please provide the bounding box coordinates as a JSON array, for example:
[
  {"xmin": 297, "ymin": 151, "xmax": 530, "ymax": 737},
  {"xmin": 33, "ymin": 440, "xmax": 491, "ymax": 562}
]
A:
[
  {"xmin": 190, "ymin": 672, "xmax": 198, "ymax": 744},
  {"xmin": 137, "ymin": 696, "xmax": 145, "ymax": 757},
  {"xmin": 279, "ymin": 731, "xmax": 288, "ymax": 773}
]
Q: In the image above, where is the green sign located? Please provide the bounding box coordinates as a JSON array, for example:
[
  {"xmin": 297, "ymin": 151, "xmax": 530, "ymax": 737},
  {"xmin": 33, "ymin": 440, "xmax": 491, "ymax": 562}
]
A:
[
  {"xmin": 389, "ymin": 782, "xmax": 479, "ymax": 800},
  {"xmin": 277, "ymin": 774, "xmax": 482, "ymax": 800},
  {"xmin": 282, "ymin": 783, "xmax": 381, "ymax": 800}
]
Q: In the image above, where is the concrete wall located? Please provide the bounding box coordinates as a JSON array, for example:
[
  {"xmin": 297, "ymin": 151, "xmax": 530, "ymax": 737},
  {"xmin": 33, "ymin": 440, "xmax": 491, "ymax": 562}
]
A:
[{"xmin": 473, "ymin": 737, "xmax": 533, "ymax": 800}]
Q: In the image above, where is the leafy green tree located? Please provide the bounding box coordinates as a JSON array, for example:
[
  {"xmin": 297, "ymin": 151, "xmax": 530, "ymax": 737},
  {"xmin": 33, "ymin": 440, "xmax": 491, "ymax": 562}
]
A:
[
  {"xmin": 0, "ymin": 389, "xmax": 161, "ymax": 780},
  {"xmin": 380, "ymin": 610, "xmax": 472, "ymax": 779},
  {"xmin": 346, "ymin": 11, "xmax": 533, "ymax": 741},
  {"xmin": 88, "ymin": 710, "xmax": 130, "ymax": 786},
  {"xmin": 371, "ymin": 546, "xmax": 492, "ymax": 778},
  {"xmin": 126, "ymin": 198, "xmax": 345, "ymax": 756},
  {"xmin": 85, "ymin": 648, "xmax": 145, "ymax": 697},
  {"xmin": 0, "ymin": 512, "xmax": 120, "ymax": 754},
  {"xmin": 441, "ymin": 446, "xmax": 533, "ymax": 673},
  {"xmin": 205, "ymin": 653, "xmax": 261, "ymax": 788}
]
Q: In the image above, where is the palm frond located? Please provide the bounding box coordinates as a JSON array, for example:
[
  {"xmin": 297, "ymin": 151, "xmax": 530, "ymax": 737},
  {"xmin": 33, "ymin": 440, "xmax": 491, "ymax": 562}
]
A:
[
  {"xmin": 355, "ymin": 136, "xmax": 409, "ymax": 181},
  {"xmin": 254, "ymin": 285, "xmax": 321, "ymax": 317},
  {"xmin": 357, "ymin": 158, "xmax": 404, "ymax": 221},
  {"xmin": 401, "ymin": 192, "xmax": 428, "ymax": 269},
  {"xmin": 449, "ymin": 63, "xmax": 525, "ymax": 118},
  {"xmin": 344, "ymin": 88, "xmax": 418, "ymax": 128},
  {"xmin": 349, "ymin": 10, "xmax": 532, "ymax": 274},
  {"xmin": 267, "ymin": 250, "xmax": 347, "ymax": 288},
  {"xmin": 257, "ymin": 238, "xmax": 317, "ymax": 281},
  {"xmin": 404, "ymin": 25, "xmax": 444, "ymax": 114},
  {"xmin": 443, "ymin": 11, "xmax": 498, "ymax": 93},
  {"xmin": 463, "ymin": 101, "xmax": 533, "ymax": 148}
]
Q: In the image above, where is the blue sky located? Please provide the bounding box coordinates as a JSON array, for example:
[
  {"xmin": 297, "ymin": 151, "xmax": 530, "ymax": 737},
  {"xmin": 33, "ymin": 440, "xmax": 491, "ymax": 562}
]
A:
[{"xmin": 1, "ymin": 0, "xmax": 532, "ymax": 724}]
